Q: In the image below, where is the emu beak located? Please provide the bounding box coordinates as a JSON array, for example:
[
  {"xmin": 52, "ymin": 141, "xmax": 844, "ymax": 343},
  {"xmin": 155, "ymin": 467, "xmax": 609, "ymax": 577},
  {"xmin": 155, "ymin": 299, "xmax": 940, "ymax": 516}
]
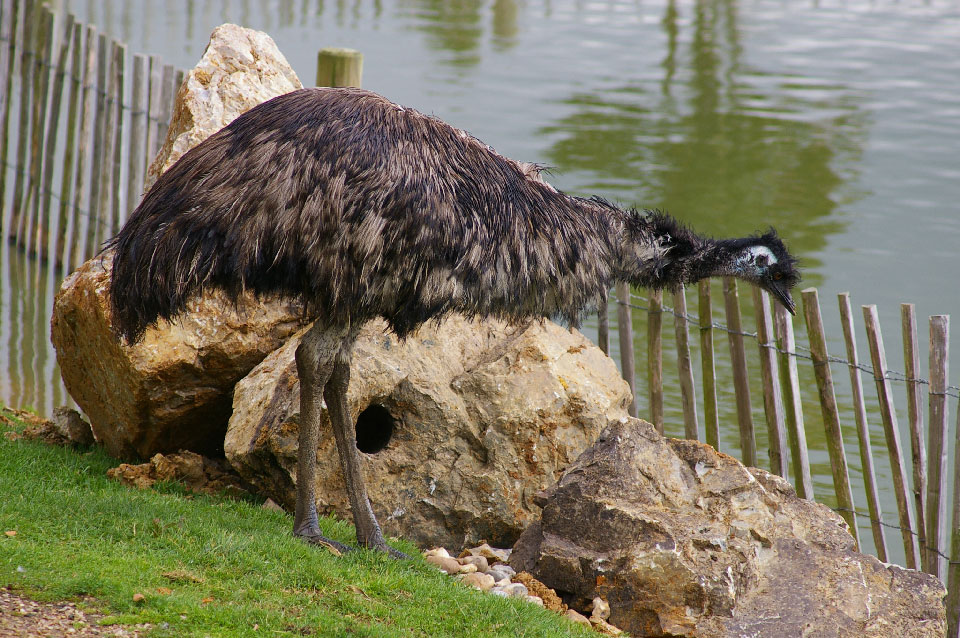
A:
[{"xmin": 769, "ymin": 285, "xmax": 796, "ymax": 315}]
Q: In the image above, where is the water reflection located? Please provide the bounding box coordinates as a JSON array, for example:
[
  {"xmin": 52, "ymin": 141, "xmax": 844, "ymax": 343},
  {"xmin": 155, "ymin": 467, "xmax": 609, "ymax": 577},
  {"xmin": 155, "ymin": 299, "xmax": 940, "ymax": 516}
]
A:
[{"xmin": 542, "ymin": 0, "xmax": 861, "ymax": 269}]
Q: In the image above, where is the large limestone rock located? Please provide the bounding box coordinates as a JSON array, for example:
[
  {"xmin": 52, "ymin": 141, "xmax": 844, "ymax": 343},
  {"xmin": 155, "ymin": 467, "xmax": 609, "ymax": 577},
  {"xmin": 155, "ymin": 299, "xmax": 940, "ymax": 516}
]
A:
[
  {"xmin": 52, "ymin": 25, "xmax": 305, "ymax": 458},
  {"xmin": 511, "ymin": 417, "xmax": 946, "ymax": 638},
  {"xmin": 51, "ymin": 253, "xmax": 307, "ymax": 458},
  {"xmin": 225, "ymin": 316, "xmax": 631, "ymax": 550},
  {"xmin": 144, "ymin": 23, "xmax": 302, "ymax": 190}
]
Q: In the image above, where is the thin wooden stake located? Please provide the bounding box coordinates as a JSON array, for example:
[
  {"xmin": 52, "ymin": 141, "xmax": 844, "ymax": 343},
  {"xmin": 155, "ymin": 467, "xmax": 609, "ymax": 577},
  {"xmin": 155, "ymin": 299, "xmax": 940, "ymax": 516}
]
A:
[
  {"xmin": 926, "ymin": 315, "xmax": 949, "ymax": 579},
  {"xmin": 56, "ymin": 21, "xmax": 83, "ymax": 269},
  {"xmin": 0, "ymin": 0, "xmax": 18, "ymax": 227},
  {"xmin": 109, "ymin": 41, "xmax": 125, "ymax": 235},
  {"xmin": 753, "ymin": 287, "xmax": 788, "ymax": 478},
  {"xmin": 901, "ymin": 304, "xmax": 929, "ymax": 571},
  {"xmin": 22, "ymin": 6, "xmax": 54, "ymax": 253},
  {"xmin": 73, "ymin": 25, "xmax": 97, "ymax": 266},
  {"xmin": 39, "ymin": 13, "xmax": 76, "ymax": 260},
  {"xmin": 126, "ymin": 53, "xmax": 148, "ymax": 222},
  {"xmin": 597, "ymin": 290, "xmax": 609, "ymax": 355},
  {"xmin": 838, "ymin": 292, "xmax": 888, "ymax": 562},
  {"xmin": 146, "ymin": 55, "xmax": 162, "ymax": 159},
  {"xmin": 723, "ymin": 277, "xmax": 756, "ymax": 466},
  {"xmin": 946, "ymin": 400, "xmax": 960, "ymax": 638},
  {"xmin": 616, "ymin": 281, "xmax": 637, "ymax": 418},
  {"xmin": 698, "ymin": 281, "xmax": 719, "ymax": 450},
  {"xmin": 86, "ymin": 32, "xmax": 108, "ymax": 255},
  {"xmin": 673, "ymin": 285, "xmax": 699, "ymax": 440},
  {"xmin": 863, "ymin": 304, "xmax": 920, "ymax": 569},
  {"xmin": 9, "ymin": 0, "xmax": 35, "ymax": 243},
  {"xmin": 316, "ymin": 47, "xmax": 363, "ymax": 87},
  {"xmin": 647, "ymin": 288, "xmax": 664, "ymax": 433},
  {"xmin": 802, "ymin": 288, "xmax": 859, "ymax": 547},
  {"xmin": 774, "ymin": 303, "xmax": 814, "ymax": 499}
]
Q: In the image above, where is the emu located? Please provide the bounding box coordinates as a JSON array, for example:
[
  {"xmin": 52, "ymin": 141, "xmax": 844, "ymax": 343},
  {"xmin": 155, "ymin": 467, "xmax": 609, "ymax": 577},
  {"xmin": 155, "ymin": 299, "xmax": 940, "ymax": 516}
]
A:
[{"xmin": 108, "ymin": 87, "xmax": 800, "ymax": 556}]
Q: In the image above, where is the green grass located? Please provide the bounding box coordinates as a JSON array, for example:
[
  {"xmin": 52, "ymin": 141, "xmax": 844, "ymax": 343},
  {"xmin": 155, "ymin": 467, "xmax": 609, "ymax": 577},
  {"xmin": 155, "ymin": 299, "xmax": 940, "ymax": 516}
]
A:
[{"xmin": 0, "ymin": 407, "xmax": 591, "ymax": 637}]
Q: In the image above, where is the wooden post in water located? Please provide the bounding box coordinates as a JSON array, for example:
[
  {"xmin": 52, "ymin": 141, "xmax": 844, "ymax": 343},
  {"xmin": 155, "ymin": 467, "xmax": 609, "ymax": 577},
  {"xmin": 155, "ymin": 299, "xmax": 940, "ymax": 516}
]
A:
[
  {"xmin": 10, "ymin": 0, "xmax": 36, "ymax": 244},
  {"xmin": 616, "ymin": 281, "xmax": 637, "ymax": 418},
  {"xmin": 946, "ymin": 398, "xmax": 960, "ymax": 638},
  {"xmin": 672, "ymin": 285, "xmax": 699, "ymax": 440},
  {"xmin": 647, "ymin": 288, "xmax": 664, "ymax": 433},
  {"xmin": 316, "ymin": 47, "xmax": 363, "ymax": 88},
  {"xmin": 73, "ymin": 25, "xmax": 98, "ymax": 267},
  {"xmin": 774, "ymin": 303, "xmax": 814, "ymax": 499},
  {"xmin": 20, "ymin": 6, "xmax": 53, "ymax": 253},
  {"xmin": 109, "ymin": 42, "xmax": 126, "ymax": 235},
  {"xmin": 863, "ymin": 304, "xmax": 920, "ymax": 569},
  {"xmin": 926, "ymin": 315, "xmax": 949, "ymax": 578},
  {"xmin": 86, "ymin": 32, "xmax": 108, "ymax": 254},
  {"xmin": 39, "ymin": 13, "xmax": 76, "ymax": 261},
  {"xmin": 597, "ymin": 291, "xmax": 609, "ymax": 356},
  {"xmin": 56, "ymin": 21, "xmax": 83, "ymax": 269},
  {"xmin": 0, "ymin": 0, "xmax": 17, "ymax": 224},
  {"xmin": 901, "ymin": 303, "xmax": 929, "ymax": 571},
  {"xmin": 802, "ymin": 288, "xmax": 859, "ymax": 547},
  {"xmin": 753, "ymin": 287, "xmax": 788, "ymax": 478},
  {"xmin": 126, "ymin": 53, "xmax": 149, "ymax": 222},
  {"xmin": 698, "ymin": 281, "xmax": 720, "ymax": 450},
  {"xmin": 723, "ymin": 277, "xmax": 756, "ymax": 467},
  {"xmin": 838, "ymin": 293, "xmax": 888, "ymax": 562}
]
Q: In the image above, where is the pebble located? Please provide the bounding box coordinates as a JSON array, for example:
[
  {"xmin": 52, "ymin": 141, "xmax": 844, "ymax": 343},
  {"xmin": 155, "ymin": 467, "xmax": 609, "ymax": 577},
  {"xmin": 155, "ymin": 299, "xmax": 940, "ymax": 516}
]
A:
[
  {"xmin": 564, "ymin": 609, "xmax": 592, "ymax": 627},
  {"xmin": 525, "ymin": 595, "xmax": 544, "ymax": 606},
  {"xmin": 424, "ymin": 547, "xmax": 450, "ymax": 559},
  {"xmin": 460, "ymin": 572, "xmax": 496, "ymax": 591},
  {"xmin": 458, "ymin": 555, "xmax": 489, "ymax": 573},
  {"xmin": 425, "ymin": 554, "xmax": 462, "ymax": 575},
  {"xmin": 591, "ymin": 596, "xmax": 611, "ymax": 621},
  {"xmin": 486, "ymin": 567, "xmax": 512, "ymax": 583},
  {"xmin": 499, "ymin": 582, "xmax": 528, "ymax": 598},
  {"xmin": 457, "ymin": 562, "xmax": 477, "ymax": 574}
]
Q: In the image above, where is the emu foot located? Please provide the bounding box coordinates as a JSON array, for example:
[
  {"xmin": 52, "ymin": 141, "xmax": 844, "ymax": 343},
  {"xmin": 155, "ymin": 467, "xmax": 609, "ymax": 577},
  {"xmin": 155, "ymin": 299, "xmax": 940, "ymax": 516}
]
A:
[
  {"xmin": 295, "ymin": 528, "xmax": 355, "ymax": 556},
  {"xmin": 359, "ymin": 532, "xmax": 410, "ymax": 559}
]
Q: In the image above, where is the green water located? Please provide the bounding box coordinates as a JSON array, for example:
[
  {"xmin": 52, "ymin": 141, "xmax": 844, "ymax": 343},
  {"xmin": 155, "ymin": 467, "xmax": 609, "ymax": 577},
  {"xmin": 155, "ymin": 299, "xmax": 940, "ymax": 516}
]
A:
[{"xmin": 3, "ymin": 0, "xmax": 959, "ymax": 566}]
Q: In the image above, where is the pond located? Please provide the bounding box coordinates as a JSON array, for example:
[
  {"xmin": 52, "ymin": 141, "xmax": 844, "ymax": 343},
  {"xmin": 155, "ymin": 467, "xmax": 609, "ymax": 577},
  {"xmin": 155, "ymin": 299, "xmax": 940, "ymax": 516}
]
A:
[{"xmin": 2, "ymin": 0, "xmax": 959, "ymax": 566}]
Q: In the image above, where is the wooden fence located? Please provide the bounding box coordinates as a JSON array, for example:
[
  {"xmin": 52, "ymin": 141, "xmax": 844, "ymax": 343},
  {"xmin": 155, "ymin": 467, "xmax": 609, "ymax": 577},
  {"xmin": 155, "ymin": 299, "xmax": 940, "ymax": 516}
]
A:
[
  {"xmin": 0, "ymin": 0, "xmax": 183, "ymax": 270},
  {"xmin": 2, "ymin": 0, "xmax": 959, "ymax": 634}
]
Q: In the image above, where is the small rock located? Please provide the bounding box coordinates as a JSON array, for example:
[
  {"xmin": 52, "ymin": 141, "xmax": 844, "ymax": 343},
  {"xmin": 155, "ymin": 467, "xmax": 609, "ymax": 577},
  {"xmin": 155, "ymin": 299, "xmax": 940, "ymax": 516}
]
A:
[
  {"xmin": 458, "ymin": 555, "xmax": 489, "ymax": 573},
  {"xmin": 494, "ymin": 577, "xmax": 512, "ymax": 588},
  {"xmin": 486, "ymin": 566, "xmax": 512, "ymax": 582},
  {"xmin": 4, "ymin": 530, "xmax": 16, "ymax": 537},
  {"xmin": 52, "ymin": 407, "xmax": 95, "ymax": 446},
  {"xmin": 461, "ymin": 542, "xmax": 512, "ymax": 564},
  {"xmin": 564, "ymin": 609, "xmax": 592, "ymax": 627},
  {"xmin": 424, "ymin": 547, "xmax": 450, "ymax": 559},
  {"xmin": 457, "ymin": 563, "xmax": 478, "ymax": 574},
  {"xmin": 132, "ymin": 593, "xmax": 145, "ymax": 603},
  {"xmin": 591, "ymin": 596, "xmax": 610, "ymax": 621},
  {"xmin": 514, "ymin": 571, "xmax": 565, "ymax": 613},
  {"xmin": 425, "ymin": 554, "xmax": 461, "ymax": 575},
  {"xmin": 460, "ymin": 572, "xmax": 496, "ymax": 591},
  {"xmin": 525, "ymin": 595, "xmax": 544, "ymax": 606},
  {"xmin": 501, "ymin": 582, "xmax": 528, "ymax": 598},
  {"xmin": 590, "ymin": 617, "xmax": 623, "ymax": 636},
  {"xmin": 497, "ymin": 564, "xmax": 516, "ymax": 578},
  {"xmin": 261, "ymin": 498, "xmax": 283, "ymax": 511},
  {"xmin": 492, "ymin": 589, "xmax": 509, "ymax": 597}
]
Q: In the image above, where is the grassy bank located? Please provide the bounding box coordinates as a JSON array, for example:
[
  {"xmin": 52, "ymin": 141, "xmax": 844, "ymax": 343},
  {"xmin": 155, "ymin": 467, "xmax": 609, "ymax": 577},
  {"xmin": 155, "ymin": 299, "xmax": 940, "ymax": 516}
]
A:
[{"xmin": 0, "ymin": 407, "xmax": 590, "ymax": 637}]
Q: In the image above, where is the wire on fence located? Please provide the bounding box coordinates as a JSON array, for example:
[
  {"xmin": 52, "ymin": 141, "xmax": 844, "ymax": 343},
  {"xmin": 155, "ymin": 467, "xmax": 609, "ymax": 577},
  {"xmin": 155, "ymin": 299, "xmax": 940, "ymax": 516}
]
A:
[{"xmin": 615, "ymin": 291, "xmax": 960, "ymax": 400}]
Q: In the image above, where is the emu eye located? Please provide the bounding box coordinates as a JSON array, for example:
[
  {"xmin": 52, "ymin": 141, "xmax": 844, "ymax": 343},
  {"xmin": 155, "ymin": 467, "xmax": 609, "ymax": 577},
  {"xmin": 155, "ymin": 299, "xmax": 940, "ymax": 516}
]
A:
[{"xmin": 773, "ymin": 272, "xmax": 783, "ymax": 281}]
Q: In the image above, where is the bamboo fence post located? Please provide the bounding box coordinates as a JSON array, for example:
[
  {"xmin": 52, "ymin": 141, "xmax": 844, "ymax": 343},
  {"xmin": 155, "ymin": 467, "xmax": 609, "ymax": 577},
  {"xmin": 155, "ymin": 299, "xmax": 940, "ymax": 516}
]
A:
[
  {"xmin": 723, "ymin": 277, "xmax": 756, "ymax": 466},
  {"xmin": 597, "ymin": 291, "xmax": 609, "ymax": 355},
  {"xmin": 156, "ymin": 63, "xmax": 175, "ymax": 154},
  {"xmin": 0, "ymin": 0, "xmax": 17, "ymax": 224},
  {"xmin": 753, "ymin": 287, "xmax": 788, "ymax": 478},
  {"xmin": 316, "ymin": 47, "xmax": 363, "ymax": 87},
  {"xmin": 946, "ymin": 400, "xmax": 960, "ymax": 638},
  {"xmin": 39, "ymin": 12, "xmax": 75, "ymax": 261},
  {"xmin": 9, "ymin": 0, "xmax": 35, "ymax": 243},
  {"xmin": 616, "ymin": 281, "xmax": 637, "ymax": 418},
  {"xmin": 863, "ymin": 304, "xmax": 920, "ymax": 569},
  {"xmin": 73, "ymin": 25, "xmax": 97, "ymax": 266},
  {"xmin": 648, "ymin": 288, "xmax": 664, "ymax": 433},
  {"xmin": 838, "ymin": 292, "xmax": 888, "ymax": 562},
  {"xmin": 802, "ymin": 288, "xmax": 859, "ymax": 546},
  {"xmin": 699, "ymin": 281, "xmax": 720, "ymax": 450},
  {"xmin": 56, "ymin": 20, "xmax": 82, "ymax": 269},
  {"xmin": 926, "ymin": 315, "xmax": 949, "ymax": 578},
  {"xmin": 109, "ymin": 41, "xmax": 125, "ymax": 235},
  {"xmin": 126, "ymin": 53, "xmax": 148, "ymax": 222},
  {"xmin": 97, "ymin": 39, "xmax": 119, "ymax": 241},
  {"xmin": 146, "ymin": 55, "xmax": 162, "ymax": 159},
  {"xmin": 86, "ymin": 32, "xmax": 107, "ymax": 254},
  {"xmin": 774, "ymin": 303, "xmax": 814, "ymax": 499},
  {"xmin": 673, "ymin": 285, "xmax": 699, "ymax": 440},
  {"xmin": 901, "ymin": 304, "xmax": 929, "ymax": 571}
]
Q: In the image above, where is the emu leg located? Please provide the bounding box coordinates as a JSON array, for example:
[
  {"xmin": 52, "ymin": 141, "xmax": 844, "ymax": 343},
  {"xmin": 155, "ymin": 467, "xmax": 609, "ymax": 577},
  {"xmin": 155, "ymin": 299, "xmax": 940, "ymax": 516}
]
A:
[
  {"xmin": 292, "ymin": 323, "xmax": 353, "ymax": 554},
  {"xmin": 324, "ymin": 355, "xmax": 408, "ymax": 558}
]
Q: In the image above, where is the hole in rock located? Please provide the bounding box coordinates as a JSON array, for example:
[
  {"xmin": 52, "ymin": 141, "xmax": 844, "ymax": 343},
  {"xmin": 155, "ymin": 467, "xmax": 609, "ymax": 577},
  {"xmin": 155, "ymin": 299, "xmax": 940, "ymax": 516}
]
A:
[{"xmin": 355, "ymin": 404, "xmax": 395, "ymax": 454}]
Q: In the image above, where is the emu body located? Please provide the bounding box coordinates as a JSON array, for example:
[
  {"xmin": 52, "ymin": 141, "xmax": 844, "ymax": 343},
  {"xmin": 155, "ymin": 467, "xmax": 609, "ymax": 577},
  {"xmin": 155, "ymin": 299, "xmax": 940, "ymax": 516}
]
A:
[{"xmin": 109, "ymin": 87, "xmax": 799, "ymax": 554}]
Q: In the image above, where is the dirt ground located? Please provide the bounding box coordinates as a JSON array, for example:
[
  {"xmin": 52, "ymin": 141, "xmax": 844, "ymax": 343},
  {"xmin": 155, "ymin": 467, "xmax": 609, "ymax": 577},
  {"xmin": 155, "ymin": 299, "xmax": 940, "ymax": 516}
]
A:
[{"xmin": 0, "ymin": 588, "xmax": 145, "ymax": 637}]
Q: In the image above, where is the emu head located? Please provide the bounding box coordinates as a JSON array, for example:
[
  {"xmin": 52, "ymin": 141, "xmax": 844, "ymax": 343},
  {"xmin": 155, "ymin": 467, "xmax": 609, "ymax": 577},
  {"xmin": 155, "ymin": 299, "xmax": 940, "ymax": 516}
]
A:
[{"xmin": 725, "ymin": 231, "xmax": 800, "ymax": 314}]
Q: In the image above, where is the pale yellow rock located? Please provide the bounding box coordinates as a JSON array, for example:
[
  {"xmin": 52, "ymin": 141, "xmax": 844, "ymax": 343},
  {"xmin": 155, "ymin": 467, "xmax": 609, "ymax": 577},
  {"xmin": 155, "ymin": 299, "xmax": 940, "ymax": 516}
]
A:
[
  {"xmin": 144, "ymin": 24, "xmax": 301, "ymax": 191},
  {"xmin": 459, "ymin": 572, "xmax": 496, "ymax": 591}
]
